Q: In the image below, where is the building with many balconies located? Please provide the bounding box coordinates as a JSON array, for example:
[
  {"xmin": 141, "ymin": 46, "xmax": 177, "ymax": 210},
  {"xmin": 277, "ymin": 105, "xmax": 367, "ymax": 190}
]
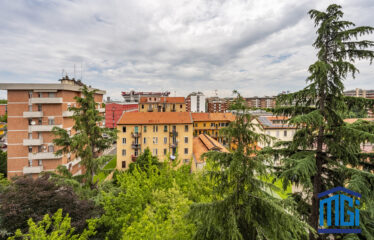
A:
[
  {"xmin": 138, "ymin": 97, "xmax": 186, "ymax": 112},
  {"xmin": 0, "ymin": 76, "xmax": 105, "ymax": 178}
]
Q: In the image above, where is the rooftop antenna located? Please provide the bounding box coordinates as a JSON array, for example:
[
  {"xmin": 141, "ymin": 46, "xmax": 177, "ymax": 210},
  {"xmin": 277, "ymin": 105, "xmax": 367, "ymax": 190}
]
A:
[{"xmin": 61, "ymin": 69, "xmax": 65, "ymax": 78}]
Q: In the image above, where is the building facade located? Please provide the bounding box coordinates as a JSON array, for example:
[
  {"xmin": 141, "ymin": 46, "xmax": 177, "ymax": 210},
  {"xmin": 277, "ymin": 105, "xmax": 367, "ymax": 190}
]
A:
[
  {"xmin": 105, "ymin": 102, "xmax": 138, "ymax": 128},
  {"xmin": 186, "ymin": 92, "xmax": 206, "ymax": 112},
  {"xmin": 206, "ymin": 97, "xmax": 230, "ymax": 113},
  {"xmin": 138, "ymin": 97, "xmax": 186, "ymax": 112},
  {"xmin": 116, "ymin": 112, "xmax": 193, "ymax": 170},
  {"xmin": 344, "ymin": 88, "xmax": 374, "ymax": 117},
  {"xmin": 0, "ymin": 104, "xmax": 6, "ymax": 117},
  {"xmin": 0, "ymin": 77, "xmax": 105, "ymax": 178},
  {"xmin": 245, "ymin": 96, "xmax": 276, "ymax": 108},
  {"xmin": 122, "ymin": 91, "xmax": 170, "ymax": 103}
]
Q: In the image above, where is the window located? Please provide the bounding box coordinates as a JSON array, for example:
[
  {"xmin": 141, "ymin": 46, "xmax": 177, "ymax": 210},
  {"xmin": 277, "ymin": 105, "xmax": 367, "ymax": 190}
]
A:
[
  {"xmin": 153, "ymin": 125, "xmax": 158, "ymax": 132},
  {"xmin": 48, "ymin": 92, "xmax": 55, "ymax": 98},
  {"xmin": 122, "ymin": 138, "xmax": 126, "ymax": 144},
  {"xmin": 134, "ymin": 126, "xmax": 139, "ymax": 133},
  {"xmin": 38, "ymin": 146, "xmax": 42, "ymax": 152},
  {"xmin": 164, "ymin": 125, "xmax": 168, "ymax": 132},
  {"xmin": 122, "ymin": 149, "xmax": 126, "ymax": 156},
  {"xmin": 203, "ymin": 123, "xmax": 206, "ymax": 127},
  {"xmin": 38, "ymin": 92, "xmax": 42, "ymax": 98},
  {"xmin": 210, "ymin": 123, "xmax": 215, "ymax": 127},
  {"xmin": 153, "ymin": 148, "xmax": 158, "ymax": 155},
  {"xmin": 284, "ymin": 130, "xmax": 287, "ymax": 137},
  {"xmin": 164, "ymin": 137, "xmax": 167, "ymax": 144},
  {"xmin": 122, "ymin": 161, "xmax": 126, "ymax": 168},
  {"xmin": 122, "ymin": 126, "xmax": 126, "ymax": 133},
  {"xmin": 38, "ymin": 104, "xmax": 42, "ymax": 111},
  {"xmin": 28, "ymin": 91, "xmax": 33, "ymax": 99},
  {"xmin": 153, "ymin": 137, "xmax": 158, "ymax": 144},
  {"xmin": 164, "ymin": 148, "xmax": 167, "ymax": 155},
  {"xmin": 184, "ymin": 148, "xmax": 188, "ymax": 154},
  {"xmin": 48, "ymin": 145, "xmax": 54, "ymax": 152},
  {"xmin": 184, "ymin": 137, "xmax": 188, "ymax": 143},
  {"xmin": 144, "ymin": 126, "xmax": 147, "ymax": 132},
  {"xmin": 28, "ymin": 159, "xmax": 32, "ymax": 167},
  {"xmin": 28, "ymin": 133, "xmax": 32, "ymax": 139},
  {"xmin": 184, "ymin": 159, "xmax": 189, "ymax": 163},
  {"xmin": 144, "ymin": 137, "xmax": 146, "ymax": 144},
  {"xmin": 180, "ymin": 104, "xmax": 182, "ymax": 108},
  {"xmin": 38, "ymin": 118, "xmax": 42, "ymax": 125},
  {"xmin": 48, "ymin": 118, "xmax": 55, "ymax": 125},
  {"xmin": 142, "ymin": 104, "xmax": 144, "ymax": 109},
  {"xmin": 194, "ymin": 123, "xmax": 197, "ymax": 127},
  {"xmin": 185, "ymin": 125, "xmax": 188, "ymax": 132},
  {"xmin": 38, "ymin": 160, "xmax": 43, "ymax": 166},
  {"xmin": 172, "ymin": 125, "xmax": 176, "ymax": 131},
  {"xmin": 28, "ymin": 146, "xmax": 33, "ymax": 153}
]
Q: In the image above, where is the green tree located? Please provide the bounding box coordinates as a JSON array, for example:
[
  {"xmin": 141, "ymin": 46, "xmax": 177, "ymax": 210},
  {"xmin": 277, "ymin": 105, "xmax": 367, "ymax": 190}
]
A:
[
  {"xmin": 272, "ymin": 4, "xmax": 374, "ymax": 240},
  {"xmin": 0, "ymin": 151, "xmax": 6, "ymax": 177},
  {"xmin": 53, "ymin": 85, "xmax": 116, "ymax": 188},
  {"xmin": 188, "ymin": 92, "xmax": 310, "ymax": 240},
  {"xmin": 128, "ymin": 148, "xmax": 160, "ymax": 173},
  {"xmin": 8, "ymin": 209, "xmax": 97, "ymax": 240}
]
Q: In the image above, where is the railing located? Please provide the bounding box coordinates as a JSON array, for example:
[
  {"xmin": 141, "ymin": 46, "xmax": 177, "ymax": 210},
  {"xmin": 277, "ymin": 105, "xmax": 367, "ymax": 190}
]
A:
[
  {"xmin": 23, "ymin": 138, "xmax": 43, "ymax": 146},
  {"xmin": 170, "ymin": 142, "xmax": 178, "ymax": 148},
  {"xmin": 131, "ymin": 132, "xmax": 141, "ymax": 138},
  {"xmin": 23, "ymin": 111, "xmax": 43, "ymax": 118},
  {"xmin": 30, "ymin": 97, "xmax": 63, "ymax": 104},
  {"xmin": 62, "ymin": 111, "xmax": 74, "ymax": 117},
  {"xmin": 29, "ymin": 125, "xmax": 63, "ymax": 132},
  {"xmin": 169, "ymin": 131, "xmax": 178, "ymax": 137},
  {"xmin": 28, "ymin": 152, "xmax": 62, "ymax": 160},
  {"xmin": 23, "ymin": 166, "xmax": 43, "ymax": 174},
  {"xmin": 131, "ymin": 142, "xmax": 141, "ymax": 149}
]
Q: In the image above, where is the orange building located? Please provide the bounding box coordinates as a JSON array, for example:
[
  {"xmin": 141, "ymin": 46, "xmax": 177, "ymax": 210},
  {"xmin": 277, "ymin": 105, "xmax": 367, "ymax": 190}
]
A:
[
  {"xmin": 139, "ymin": 97, "xmax": 186, "ymax": 112},
  {"xmin": 0, "ymin": 77, "xmax": 105, "ymax": 178}
]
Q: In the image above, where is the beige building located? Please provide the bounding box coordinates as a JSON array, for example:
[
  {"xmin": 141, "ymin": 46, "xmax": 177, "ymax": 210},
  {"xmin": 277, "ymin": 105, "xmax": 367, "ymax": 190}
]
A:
[
  {"xmin": 0, "ymin": 77, "xmax": 105, "ymax": 178},
  {"xmin": 139, "ymin": 97, "xmax": 186, "ymax": 112},
  {"xmin": 252, "ymin": 116, "xmax": 296, "ymax": 148},
  {"xmin": 116, "ymin": 112, "xmax": 193, "ymax": 170}
]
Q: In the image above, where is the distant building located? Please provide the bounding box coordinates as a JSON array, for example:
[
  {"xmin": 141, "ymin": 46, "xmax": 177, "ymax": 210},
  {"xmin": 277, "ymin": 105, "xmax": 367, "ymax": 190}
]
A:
[
  {"xmin": 245, "ymin": 96, "xmax": 276, "ymax": 108},
  {"xmin": 138, "ymin": 97, "xmax": 186, "ymax": 112},
  {"xmin": 186, "ymin": 92, "xmax": 206, "ymax": 112},
  {"xmin": 122, "ymin": 91, "xmax": 170, "ymax": 103},
  {"xmin": 105, "ymin": 103, "xmax": 138, "ymax": 128},
  {"xmin": 206, "ymin": 97, "xmax": 230, "ymax": 113},
  {"xmin": 0, "ymin": 76, "xmax": 105, "ymax": 178},
  {"xmin": 344, "ymin": 88, "xmax": 374, "ymax": 117},
  {"xmin": 192, "ymin": 134, "xmax": 228, "ymax": 171}
]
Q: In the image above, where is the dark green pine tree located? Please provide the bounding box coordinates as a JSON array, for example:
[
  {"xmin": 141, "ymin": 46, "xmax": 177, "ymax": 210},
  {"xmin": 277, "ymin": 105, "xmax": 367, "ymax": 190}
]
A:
[
  {"xmin": 189, "ymin": 92, "xmax": 310, "ymax": 240},
  {"xmin": 272, "ymin": 4, "xmax": 374, "ymax": 240},
  {"xmin": 53, "ymin": 85, "xmax": 116, "ymax": 188}
]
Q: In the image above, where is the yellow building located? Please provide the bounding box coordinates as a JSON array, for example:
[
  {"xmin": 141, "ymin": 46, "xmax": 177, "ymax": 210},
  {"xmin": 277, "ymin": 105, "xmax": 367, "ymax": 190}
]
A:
[
  {"xmin": 116, "ymin": 112, "xmax": 193, "ymax": 170},
  {"xmin": 139, "ymin": 97, "xmax": 186, "ymax": 112},
  {"xmin": 191, "ymin": 113, "xmax": 235, "ymax": 144}
]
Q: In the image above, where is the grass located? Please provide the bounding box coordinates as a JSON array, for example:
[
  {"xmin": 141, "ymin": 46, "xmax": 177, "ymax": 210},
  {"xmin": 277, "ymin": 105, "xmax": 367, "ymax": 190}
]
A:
[{"xmin": 94, "ymin": 155, "xmax": 117, "ymax": 182}]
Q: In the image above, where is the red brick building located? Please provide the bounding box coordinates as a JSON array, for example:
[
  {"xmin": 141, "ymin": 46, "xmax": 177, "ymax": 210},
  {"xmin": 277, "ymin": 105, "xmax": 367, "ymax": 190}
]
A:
[
  {"xmin": 0, "ymin": 77, "xmax": 105, "ymax": 178},
  {"xmin": 105, "ymin": 103, "xmax": 138, "ymax": 128},
  {"xmin": 206, "ymin": 97, "xmax": 230, "ymax": 113}
]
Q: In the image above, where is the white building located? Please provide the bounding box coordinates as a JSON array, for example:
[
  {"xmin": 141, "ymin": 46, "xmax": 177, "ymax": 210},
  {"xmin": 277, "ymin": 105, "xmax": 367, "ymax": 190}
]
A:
[{"xmin": 186, "ymin": 92, "xmax": 206, "ymax": 112}]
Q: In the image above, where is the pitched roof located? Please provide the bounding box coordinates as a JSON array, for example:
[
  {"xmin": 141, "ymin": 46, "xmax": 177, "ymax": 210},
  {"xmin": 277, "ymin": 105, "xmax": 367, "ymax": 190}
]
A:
[
  {"xmin": 117, "ymin": 112, "xmax": 192, "ymax": 125},
  {"xmin": 191, "ymin": 112, "xmax": 235, "ymax": 122},
  {"xmin": 139, "ymin": 97, "xmax": 185, "ymax": 103},
  {"xmin": 193, "ymin": 134, "xmax": 229, "ymax": 163},
  {"xmin": 256, "ymin": 116, "xmax": 296, "ymax": 129},
  {"xmin": 344, "ymin": 118, "xmax": 374, "ymax": 124}
]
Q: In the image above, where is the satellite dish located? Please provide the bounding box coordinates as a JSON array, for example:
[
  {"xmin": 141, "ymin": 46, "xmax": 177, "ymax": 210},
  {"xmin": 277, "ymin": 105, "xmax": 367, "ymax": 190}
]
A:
[{"xmin": 31, "ymin": 121, "xmax": 36, "ymax": 125}]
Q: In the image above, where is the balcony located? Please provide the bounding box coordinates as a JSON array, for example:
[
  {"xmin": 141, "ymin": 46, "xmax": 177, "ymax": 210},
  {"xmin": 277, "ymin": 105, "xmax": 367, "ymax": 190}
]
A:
[
  {"xmin": 23, "ymin": 166, "xmax": 43, "ymax": 174},
  {"xmin": 23, "ymin": 138, "xmax": 43, "ymax": 146},
  {"xmin": 170, "ymin": 142, "xmax": 178, "ymax": 148},
  {"xmin": 147, "ymin": 108, "xmax": 154, "ymax": 112},
  {"xmin": 131, "ymin": 132, "xmax": 141, "ymax": 138},
  {"xmin": 28, "ymin": 152, "xmax": 62, "ymax": 160},
  {"xmin": 131, "ymin": 155, "xmax": 137, "ymax": 162},
  {"xmin": 62, "ymin": 111, "xmax": 74, "ymax": 117},
  {"xmin": 29, "ymin": 124, "xmax": 62, "ymax": 132},
  {"xmin": 131, "ymin": 142, "xmax": 141, "ymax": 149},
  {"xmin": 169, "ymin": 131, "xmax": 178, "ymax": 137},
  {"xmin": 30, "ymin": 97, "xmax": 63, "ymax": 104},
  {"xmin": 23, "ymin": 111, "xmax": 43, "ymax": 118}
]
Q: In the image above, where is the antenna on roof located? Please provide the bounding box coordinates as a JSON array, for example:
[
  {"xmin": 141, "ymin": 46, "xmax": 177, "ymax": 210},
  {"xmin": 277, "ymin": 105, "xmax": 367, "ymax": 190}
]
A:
[{"xmin": 61, "ymin": 69, "xmax": 65, "ymax": 78}]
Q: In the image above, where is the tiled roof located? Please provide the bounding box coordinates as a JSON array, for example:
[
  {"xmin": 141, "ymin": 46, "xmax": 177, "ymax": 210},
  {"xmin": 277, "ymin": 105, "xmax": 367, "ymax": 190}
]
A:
[
  {"xmin": 256, "ymin": 116, "xmax": 296, "ymax": 129},
  {"xmin": 117, "ymin": 112, "xmax": 192, "ymax": 125},
  {"xmin": 193, "ymin": 134, "xmax": 229, "ymax": 163},
  {"xmin": 344, "ymin": 118, "xmax": 374, "ymax": 124},
  {"xmin": 191, "ymin": 112, "xmax": 235, "ymax": 122},
  {"xmin": 139, "ymin": 97, "xmax": 185, "ymax": 103}
]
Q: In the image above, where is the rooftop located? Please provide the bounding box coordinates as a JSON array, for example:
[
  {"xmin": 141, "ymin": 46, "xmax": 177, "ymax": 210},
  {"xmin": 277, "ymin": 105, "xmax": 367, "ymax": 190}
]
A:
[
  {"xmin": 191, "ymin": 112, "xmax": 236, "ymax": 122},
  {"xmin": 117, "ymin": 112, "xmax": 193, "ymax": 125},
  {"xmin": 193, "ymin": 134, "xmax": 229, "ymax": 163},
  {"xmin": 256, "ymin": 116, "xmax": 296, "ymax": 129},
  {"xmin": 344, "ymin": 118, "xmax": 374, "ymax": 124}
]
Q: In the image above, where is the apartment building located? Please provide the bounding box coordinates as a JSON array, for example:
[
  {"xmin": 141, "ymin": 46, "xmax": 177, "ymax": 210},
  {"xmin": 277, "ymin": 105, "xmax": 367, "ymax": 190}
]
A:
[
  {"xmin": 192, "ymin": 133, "xmax": 228, "ymax": 171},
  {"xmin": 116, "ymin": 112, "xmax": 193, "ymax": 170},
  {"xmin": 105, "ymin": 102, "xmax": 138, "ymax": 128},
  {"xmin": 138, "ymin": 97, "xmax": 186, "ymax": 112},
  {"xmin": 206, "ymin": 97, "xmax": 231, "ymax": 113},
  {"xmin": 122, "ymin": 90, "xmax": 170, "ymax": 103},
  {"xmin": 251, "ymin": 116, "xmax": 296, "ymax": 148},
  {"xmin": 245, "ymin": 96, "xmax": 276, "ymax": 108},
  {"xmin": 0, "ymin": 77, "xmax": 105, "ymax": 178},
  {"xmin": 344, "ymin": 88, "xmax": 374, "ymax": 117},
  {"xmin": 186, "ymin": 92, "xmax": 206, "ymax": 112},
  {"xmin": 191, "ymin": 112, "xmax": 235, "ymax": 144}
]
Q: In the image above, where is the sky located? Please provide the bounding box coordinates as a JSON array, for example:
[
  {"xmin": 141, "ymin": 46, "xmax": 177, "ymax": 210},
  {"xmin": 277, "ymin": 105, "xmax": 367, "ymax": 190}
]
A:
[{"xmin": 0, "ymin": 0, "xmax": 373, "ymax": 100}]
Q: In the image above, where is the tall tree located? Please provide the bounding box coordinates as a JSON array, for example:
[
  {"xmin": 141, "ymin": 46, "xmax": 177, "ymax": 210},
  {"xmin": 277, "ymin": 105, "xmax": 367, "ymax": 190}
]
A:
[
  {"xmin": 53, "ymin": 86, "xmax": 116, "ymax": 187},
  {"xmin": 272, "ymin": 4, "xmax": 374, "ymax": 240},
  {"xmin": 189, "ymin": 92, "xmax": 310, "ymax": 240}
]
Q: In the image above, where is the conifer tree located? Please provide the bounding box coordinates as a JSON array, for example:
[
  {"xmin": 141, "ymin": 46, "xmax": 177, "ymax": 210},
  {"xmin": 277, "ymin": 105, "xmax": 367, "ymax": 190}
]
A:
[
  {"xmin": 53, "ymin": 85, "xmax": 116, "ymax": 188},
  {"xmin": 189, "ymin": 92, "xmax": 310, "ymax": 240},
  {"xmin": 272, "ymin": 4, "xmax": 374, "ymax": 240}
]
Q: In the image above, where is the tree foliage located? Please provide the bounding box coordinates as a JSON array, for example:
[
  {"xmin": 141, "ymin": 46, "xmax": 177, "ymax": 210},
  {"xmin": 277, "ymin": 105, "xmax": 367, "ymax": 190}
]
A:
[
  {"xmin": 0, "ymin": 151, "xmax": 6, "ymax": 177},
  {"xmin": 272, "ymin": 4, "xmax": 374, "ymax": 240},
  {"xmin": 53, "ymin": 85, "xmax": 116, "ymax": 187}
]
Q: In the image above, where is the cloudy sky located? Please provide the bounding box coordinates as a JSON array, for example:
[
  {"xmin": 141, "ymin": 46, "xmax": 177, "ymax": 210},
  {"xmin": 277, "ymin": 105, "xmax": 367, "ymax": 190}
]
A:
[{"xmin": 0, "ymin": 0, "xmax": 373, "ymax": 100}]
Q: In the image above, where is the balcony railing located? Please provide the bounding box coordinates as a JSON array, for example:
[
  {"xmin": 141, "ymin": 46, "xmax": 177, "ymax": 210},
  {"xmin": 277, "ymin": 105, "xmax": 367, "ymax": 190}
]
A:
[
  {"xmin": 169, "ymin": 131, "xmax": 178, "ymax": 137},
  {"xmin": 131, "ymin": 155, "xmax": 137, "ymax": 162},
  {"xmin": 131, "ymin": 143, "xmax": 141, "ymax": 149},
  {"xmin": 23, "ymin": 166, "xmax": 43, "ymax": 174},
  {"xmin": 30, "ymin": 97, "xmax": 63, "ymax": 104},
  {"xmin": 62, "ymin": 111, "xmax": 74, "ymax": 117},
  {"xmin": 23, "ymin": 111, "xmax": 43, "ymax": 118},
  {"xmin": 131, "ymin": 132, "xmax": 141, "ymax": 138},
  {"xmin": 23, "ymin": 138, "xmax": 43, "ymax": 146},
  {"xmin": 170, "ymin": 142, "xmax": 178, "ymax": 148},
  {"xmin": 29, "ymin": 125, "xmax": 62, "ymax": 132},
  {"xmin": 28, "ymin": 152, "xmax": 62, "ymax": 160}
]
